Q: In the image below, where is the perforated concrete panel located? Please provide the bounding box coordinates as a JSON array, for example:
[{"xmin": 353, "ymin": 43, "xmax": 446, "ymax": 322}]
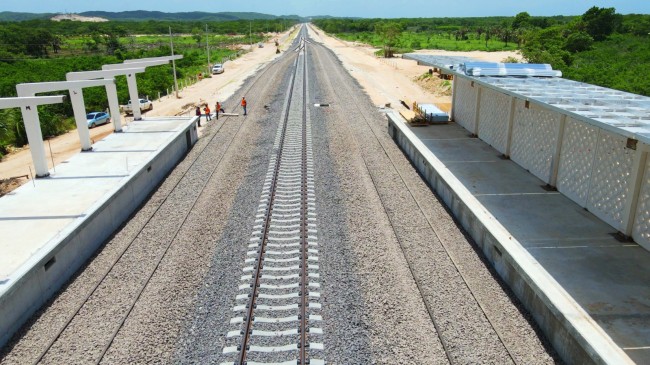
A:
[
  {"xmin": 586, "ymin": 130, "xmax": 635, "ymax": 230},
  {"xmin": 453, "ymin": 77, "xmax": 477, "ymax": 132},
  {"xmin": 557, "ymin": 118, "xmax": 600, "ymax": 207},
  {"xmin": 478, "ymin": 88, "xmax": 511, "ymax": 154},
  {"xmin": 633, "ymin": 157, "xmax": 650, "ymax": 249},
  {"xmin": 510, "ymin": 101, "xmax": 560, "ymax": 183}
]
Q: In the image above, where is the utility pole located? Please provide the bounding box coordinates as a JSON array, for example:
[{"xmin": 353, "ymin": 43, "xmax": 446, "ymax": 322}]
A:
[
  {"xmin": 206, "ymin": 24, "xmax": 211, "ymax": 75},
  {"xmin": 169, "ymin": 26, "xmax": 179, "ymax": 98},
  {"xmin": 249, "ymin": 21, "xmax": 252, "ymax": 49}
]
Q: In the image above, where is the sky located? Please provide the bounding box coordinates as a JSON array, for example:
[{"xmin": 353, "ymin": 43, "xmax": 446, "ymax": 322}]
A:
[{"xmin": 1, "ymin": 0, "xmax": 649, "ymax": 18}]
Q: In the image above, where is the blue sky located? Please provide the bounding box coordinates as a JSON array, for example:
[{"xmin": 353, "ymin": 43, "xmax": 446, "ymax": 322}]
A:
[{"xmin": 1, "ymin": 0, "xmax": 649, "ymax": 17}]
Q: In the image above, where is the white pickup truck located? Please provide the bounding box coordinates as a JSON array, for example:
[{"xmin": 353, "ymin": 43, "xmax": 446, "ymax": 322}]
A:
[{"xmin": 120, "ymin": 98, "xmax": 153, "ymax": 115}]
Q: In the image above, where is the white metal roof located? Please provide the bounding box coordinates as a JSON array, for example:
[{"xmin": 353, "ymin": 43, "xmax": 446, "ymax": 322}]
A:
[{"xmin": 404, "ymin": 53, "xmax": 650, "ymax": 144}]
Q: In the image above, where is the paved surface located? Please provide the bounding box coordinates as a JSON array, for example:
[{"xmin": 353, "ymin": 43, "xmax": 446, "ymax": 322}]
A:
[
  {"xmin": 0, "ymin": 117, "xmax": 193, "ymax": 283},
  {"xmin": 404, "ymin": 121, "xmax": 650, "ymax": 363}
]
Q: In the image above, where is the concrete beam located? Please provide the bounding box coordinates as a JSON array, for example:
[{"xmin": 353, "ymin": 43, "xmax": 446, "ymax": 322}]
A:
[
  {"xmin": 102, "ymin": 60, "xmax": 173, "ymax": 70},
  {"xmin": 66, "ymin": 68, "xmax": 146, "ymax": 132},
  {"xmin": 16, "ymin": 79, "xmax": 114, "ymax": 97},
  {"xmin": 0, "ymin": 95, "xmax": 65, "ymax": 109},
  {"xmin": 0, "ymin": 96, "xmax": 66, "ymax": 177},
  {"xmin": 102, "ymin": 62, "xmax": 176, "ymax": 120},
  {"xmin": 65, "ymin": 68, "xmax": 146, "ymax": 81},
  {"xmin": 123, "ymin": 55, "xmax": 183, "ymax": 64},
  {"xmin": 16, "ymin": 79, "xmax": 116, "ymax": 159}
]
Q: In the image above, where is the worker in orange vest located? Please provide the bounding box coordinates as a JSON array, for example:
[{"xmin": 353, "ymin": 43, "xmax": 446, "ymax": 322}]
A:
[
  {"xmin": 215, "ymin": 101, "xmax": 224, "ymax": 120},
  {"xmin": 241, "ymin": 97, "xmax": 247, "ymax": 116}
]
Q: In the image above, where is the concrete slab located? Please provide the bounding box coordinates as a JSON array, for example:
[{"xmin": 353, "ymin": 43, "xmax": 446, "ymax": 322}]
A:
[
  {"xmin": 388, "ymin": 112, "xmax": 650, "ymax": 364},
  {"xmin": 0, "ymin": 116, "xmax": 198, "ymax": 347}
]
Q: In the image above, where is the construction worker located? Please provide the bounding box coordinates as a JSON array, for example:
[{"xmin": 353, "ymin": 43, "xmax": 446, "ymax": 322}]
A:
[
  {"xmin": 204, "ymin": 105, "xmax": 211, "ymax": 121},
  {"xmin": 215, "ymin": 101, "xmax": 224, "ymax": 120},
  {"xmin": 241, "ymin": 97, "xmax": 247, "ymax": 116},
  {"xmin": 195, "ymin": 105, "xmax": 201, "ymax": 127}
]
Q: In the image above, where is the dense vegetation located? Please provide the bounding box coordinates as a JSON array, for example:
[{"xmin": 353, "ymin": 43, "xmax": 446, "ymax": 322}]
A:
[
  {"xmin": 313, "ymin": 8, "xmax": 650, "ymax": 95},
  {"xmin": 0, "ymin": 11, "xmax": 300, "ymax": 22},
  {"xmin": 0, "ymin": 18, "xmax": 298, "ymax": 157}
]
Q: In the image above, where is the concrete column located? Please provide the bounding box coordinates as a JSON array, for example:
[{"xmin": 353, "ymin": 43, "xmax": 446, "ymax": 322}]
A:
[
  {"xmin": 473, "ymin": 85, "xmax": 482, "ymax": 136},
  {"xmin": 69, "ymin": 88, "xmax": 92, "ymax": 151},
  {"xmin": 450, "ymin": 77, "xmax": 457, "ymax": 122},
  {"xmin": 105, "ymin": 83, "xmax": 122, "ymax": 132},
  {"xmin": 504, "ymin": 96, "xmax": 517, "ymax": 157},
  {"xmin": 126, "ymin": 73, "xmax": 142, "ymax": 120},
  {"xmin": 549, "ymin": 114, "xmax": 567, "ymax": 186},
  {"xmin": 20, "ymin": 105, "xmax": 49, "ymax": 177},
  {"xmin": 621, "ymin": 146, "xmax": 648, "ymax": 236}
]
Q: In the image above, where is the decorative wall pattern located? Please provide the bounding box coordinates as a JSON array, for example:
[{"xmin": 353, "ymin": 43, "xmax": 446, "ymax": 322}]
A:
[{"xmin": 477, "ymin": 88, "xmax": 510, "ymax": 154}]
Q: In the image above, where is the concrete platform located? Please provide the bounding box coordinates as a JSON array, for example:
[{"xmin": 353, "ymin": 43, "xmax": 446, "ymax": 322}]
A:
[
  {"xmin": 0, "ymin": 116, "xmax": 198, "ymax": 348},
  {"xmin": 388, "ymin": 112, "xmax": 649, "ymax": 364}
]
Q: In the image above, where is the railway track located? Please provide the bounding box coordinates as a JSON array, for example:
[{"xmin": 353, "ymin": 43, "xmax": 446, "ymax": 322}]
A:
[{"xmin": 220, "ymin": 33, "xmax": 325, "ymax": 365}]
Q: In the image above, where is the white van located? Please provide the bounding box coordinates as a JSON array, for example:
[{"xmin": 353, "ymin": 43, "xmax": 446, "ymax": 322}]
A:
[{"xmin": 212, "ymin": 64, "xmax": 224, "ymax": 74}]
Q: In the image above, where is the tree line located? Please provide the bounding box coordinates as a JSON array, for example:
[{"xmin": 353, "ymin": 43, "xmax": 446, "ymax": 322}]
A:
[{"xmin": 313, "ymin": 8, "xmax": 650, "ymax": 96}]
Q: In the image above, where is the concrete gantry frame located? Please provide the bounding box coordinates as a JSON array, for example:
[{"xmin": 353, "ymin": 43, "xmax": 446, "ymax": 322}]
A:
[
  {"xmin": 103, "ymin": 56, "xmax": 183, "ymax": 120},
  {"xmin": 16, "ymin": 80, "xmax": 115, "ymax": 176},
  {"xmin": 66, "ymin": 68, "xmax": 146, "ymax": 132},
  {"xmin": 0, "ymin": 96, "xmax": 66, "ymax": 177}
]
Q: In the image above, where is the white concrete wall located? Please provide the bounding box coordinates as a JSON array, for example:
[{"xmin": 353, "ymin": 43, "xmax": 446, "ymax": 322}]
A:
[
  {"xmin": 0, "ymin": 121, "xmax": 198, "ymax": 348},
  {"xmin": 451, "ymin": 75, "xmax": 650, "ymax": 248}
]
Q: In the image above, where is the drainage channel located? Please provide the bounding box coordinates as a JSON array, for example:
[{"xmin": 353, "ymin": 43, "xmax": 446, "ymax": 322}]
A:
[{"xmin": 220, "ymin": 35, "xmax": 324, "ymax": 365}]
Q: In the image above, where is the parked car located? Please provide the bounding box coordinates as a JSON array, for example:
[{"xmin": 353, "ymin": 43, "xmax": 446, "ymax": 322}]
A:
[
  {"xmin": 212, "ymin": 64, "xmax": 224, "ymax": 74},
  {"xmin": 86, "ymin": 112, "xmax": 111, "ymax": 128},
  {"xmin": 120, "ymin": 98, "xmax": 153, "ymax": 115}
]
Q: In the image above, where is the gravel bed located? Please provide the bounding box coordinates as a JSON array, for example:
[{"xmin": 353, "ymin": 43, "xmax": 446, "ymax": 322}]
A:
[
  {"xmin": 307, "ymin": 45, "xmax": 447, "ymax": 364},
  {"xmin": 172, "ymin": 55, "xmax": 296, "ymax": 364},
  {"xmin": 307, "ymin": 57, "xmax": 376, "ymax": 364},
  {"xmin": 0, "ymin": 104, "xmax": 232, "ymax": 365},
  {"xmin": 309, "ymin": 38, "xmax": 560, "ymax": 364}
]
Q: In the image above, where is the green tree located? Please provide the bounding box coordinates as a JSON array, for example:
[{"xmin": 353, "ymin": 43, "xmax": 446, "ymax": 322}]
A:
[
  {"xmin": 374, "ymin": 21, "xmax": 402, "ymax": 58},
  {"xmin": 191, "ymin": 27, "xmax": 203, "ymax": 47},
  {"xmin": 103, "ymin": 32, "xmax": 123, "ymax": 55},
  {"xmin": 512, "ymin": 12, "xmax": 531, "ymax": 29},
  {"xmin": 582, "ymin": 6, "xmax": 620, "ymax": 41},
  {"xmin": 564, "ymin": 31, "xmax": 593, "ymax": 52}
]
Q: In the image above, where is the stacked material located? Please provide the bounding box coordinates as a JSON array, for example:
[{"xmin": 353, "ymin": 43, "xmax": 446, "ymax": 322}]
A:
[
  {"xmin": 461, "ymin": 62, "xmax": 562, "ymax": 77},
  {"xmin": 399, "ymin": 109, "xmax": 418, "ymax": 123},
  {"xmin": 417, "ymin": 103, "xmax": 449, "ymax": 123}
]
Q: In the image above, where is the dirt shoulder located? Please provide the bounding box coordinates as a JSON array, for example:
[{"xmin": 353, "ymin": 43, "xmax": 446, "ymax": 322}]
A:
[{"xmin": 307, "ymin": 24, "xmax": 521, "ymax": 113}]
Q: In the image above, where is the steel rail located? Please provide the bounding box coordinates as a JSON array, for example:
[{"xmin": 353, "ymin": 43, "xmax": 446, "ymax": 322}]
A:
[
  {"xmin": 299, "ymin": 35, "xmax": 309, "ymax": 365},
  {"xmin": 237, "ymin": 37, "xmax": 303, "ymax": 365}
]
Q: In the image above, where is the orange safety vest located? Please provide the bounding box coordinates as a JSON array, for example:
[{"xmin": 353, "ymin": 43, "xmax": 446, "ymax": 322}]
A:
[{"xmin": 241, "ymin": 98, "xmax": 247, "ymax": 107}]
